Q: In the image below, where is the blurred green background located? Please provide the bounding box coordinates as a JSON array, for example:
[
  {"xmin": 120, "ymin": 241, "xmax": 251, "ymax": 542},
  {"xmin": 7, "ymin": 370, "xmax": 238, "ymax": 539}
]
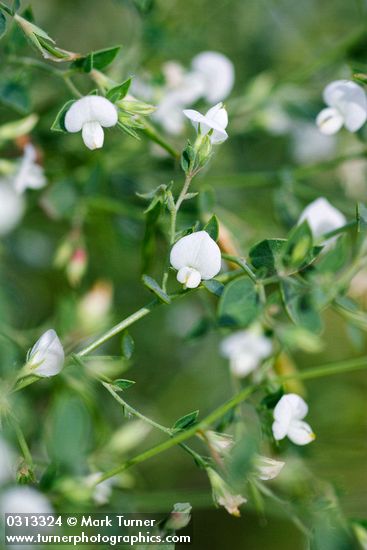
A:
[{"xmin": 1, "ymin": 0, "xmax": 367, "ymax": 548}]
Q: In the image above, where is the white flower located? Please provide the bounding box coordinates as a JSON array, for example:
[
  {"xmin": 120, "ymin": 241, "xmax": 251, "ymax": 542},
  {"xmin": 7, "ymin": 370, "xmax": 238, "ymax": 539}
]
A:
[
  {"xmin": 220, "ymin": 327, "xmax": 272, "ymax": 377},
  {"xmin": 316, "ymin": 80, "xmax": 367, "ymax": 135},
  {"xmin": 207, "ymin": 468, "xmax": 246, "ymax": 517},
  {"xmin": 204, "ymin": 431, "xmax": 234, "ymax": 455},
  {"xmin": 85, "ymin": 473, "xmax": 114, "ymax": 506},
  {"xmin": 0, "ymin": 181, "xmax": 25, "ymax": 235},
  {"xmin": 272, "ymin": 393, "xmax": 315, "ymax": 446},
  {"xmin": 298, "ymin": 197, "xmax": 346, "ymax": 240},
  {"xmin": 0, "ymin": 439, "xmax": 15, "ymax": 485},
  {"xmin": 191, "ymin": 51, "xmax": 234, "ymax": 103},
  {"xmin": 27, "ymin": 329, "xmax": 64, "ymax": 377},
  {"xmin": 0, "ymin": 486, "xmax": 53, "ymax": 514},
  {"xmin": 13, "ymin": 143, "xmax": 46, "ymax": 194},
  {"xmin": 153, "ymin": 73, "xmax": 205, "ymax": 135},
  {"xmin": 164, "ymin": 503, "xmax": 192, "ymax": 531},
  {"xmin": 255, "ymin": 455, "xmax": 285, "ymax": 481},
  {"xmin": 183, "ymin": 103, "xmax": 228, "ymax": 144},
  {"xmin": 64, "ymin": 96, "xmax": 118, "ymax": 150},
  {"xmin": 170, "ymin": 230, "xmax": 221, "ymax": 288}
]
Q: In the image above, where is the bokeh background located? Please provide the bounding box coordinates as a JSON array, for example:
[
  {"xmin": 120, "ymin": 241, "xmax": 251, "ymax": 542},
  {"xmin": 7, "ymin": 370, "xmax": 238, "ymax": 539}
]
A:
[{"xmin": 1, "ymin": 0, "xmax": 367, "ymax": 548}]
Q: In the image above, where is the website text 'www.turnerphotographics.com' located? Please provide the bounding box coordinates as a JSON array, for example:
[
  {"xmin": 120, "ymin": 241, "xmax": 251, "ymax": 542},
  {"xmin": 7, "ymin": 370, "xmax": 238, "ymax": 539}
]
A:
[{"xmin": 4, "ymin": 513, "xmax": 192, "ymax": 546}]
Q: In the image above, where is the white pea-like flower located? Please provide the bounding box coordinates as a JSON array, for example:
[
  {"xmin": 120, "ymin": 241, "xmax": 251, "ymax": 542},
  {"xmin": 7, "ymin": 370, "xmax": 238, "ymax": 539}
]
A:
[
  {"xmin": 191, "ymin": 51, "xmax": 235, "ymax": 103},
  {"xmin": 272, "ymin": 394, "xmax": 315, "ymax": 446},
  {"xmin": 183, "ymin": 102, "xmax": 228, "ymax": 143},
  {"xmin": 0, "ymin": 486, "xmax": 53, "ymax": 515},
  {"xmin": 316, "ymin": 80, "xmax": 367, "ymax": 135},
  {"xmin": 255, "ymin": 456, "xmax": 285, "ymax": 481},
  {"xmin": 0, "ymin": 181, "xmax": 25, "ymax": 235},
  {"xmin": 13, "ymin": 143, "xmax": 46, "ymax": 194},
  {"xmin": 298, "ymin": 197, "xmax": 346, "ymax": 240},
  {"xmin": 85, "ymin": 473, "xmax": 115, "ymax": 506},
  {"xmin": 204, "ymin": 431, "xmax": 234, "ymax": 455},
  {"xmin": 170, "ymin": 230, "xmax": 221, "ymax": 288},
  {"xmin": 220, "ymin": 327, "xmax": 272, "ymax": 377},
  {"xmin": 27, "ymin": 329, "xmax": 64, "ymax": 377},
  {"xmin": 64, "ymin": 96, "xmax": 118, "ymax": 150},
  {"xmin": 207, "ymin": 468, "xmax": 246, "ymax": 517}
]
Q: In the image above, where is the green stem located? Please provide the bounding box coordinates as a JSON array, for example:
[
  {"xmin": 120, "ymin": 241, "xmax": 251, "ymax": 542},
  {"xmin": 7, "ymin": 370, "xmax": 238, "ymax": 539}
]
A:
[
  {"xmin": 102, "ymin": 381, "xmax": 207, "ymax": 467},
  {"xmin": 278, "ymin": 355, "xmax": 367, "ymax": 382},
  {"xmin": 96, "ymin": 385, "xmax": 256, "ymax": 484},
  {"xmin": 221, "ymin": 254, "xmax": 257, "ymax": 283},
  {"xmin": 96, "ymin": 354, "xmax": 367, "ymax": 484},
  {"xmin": 140, "ymin": 119, "xmax": 180, "ymax": 160},
  {"xmin": 11, "ymin": 417, "xmax": 33, "ymax": 467},
  {"xmin": 0, "ymin": 2, "xmax": 13, "ymax": 15},
  {"xmin": 77, "ymin": 300, "xmax": 158, "ymax": 356},
  {"xmin": 62, "ymin": 75, "xmax": 83, "ymax": 98}
]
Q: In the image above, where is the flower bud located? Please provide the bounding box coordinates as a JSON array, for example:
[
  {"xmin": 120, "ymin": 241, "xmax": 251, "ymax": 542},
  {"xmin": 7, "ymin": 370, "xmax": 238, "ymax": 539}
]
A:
[
  {"xmin": 66, "ymin": 247, "xmax": 88, "ymax": 287},
  {"xmin": 26, "ymin": 329, "xmax": 64, "ymax": 378},
  {"xmin": 207, "ymin": 468, "xmax": 246, "ymax": 517}
]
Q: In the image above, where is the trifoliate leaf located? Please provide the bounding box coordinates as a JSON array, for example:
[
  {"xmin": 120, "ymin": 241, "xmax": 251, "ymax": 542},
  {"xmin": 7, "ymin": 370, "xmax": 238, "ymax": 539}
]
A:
[
  {"xmin": 249, "ymin": 238, "xmax": 286, "ymax": 277},
  {"xmin": 218, "ymin": 276, "xmax": 261, "ymax": 327}
]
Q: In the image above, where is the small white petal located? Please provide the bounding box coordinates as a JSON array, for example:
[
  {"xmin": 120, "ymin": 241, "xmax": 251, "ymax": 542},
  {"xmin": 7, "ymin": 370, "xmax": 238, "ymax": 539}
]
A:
[
  {"xmin": 0, "ymin": 181, "xmax": 25, "ymax": 235},
  {"xmin": 13, "ymin": 144, "xmax": 46, "ymax": 194},
  {"xmin": 276, "ymin": 394, "xmax": 308, "ymax": 421},
  {"xmin": 28, "ymin": 329, "xmax": 64, "ymax": 377},
  {"xmin": 82, "ymin": 121, "xmax": 104, "ymax": 150},
  {"xmin": 220, "ymin": 328, "xmax": 272, "ymax": 377},
  {"xmin": 177, "ymin": 266, "xmax": 202, "ymax": 288},
  {"xmin": 298, "ymin": 197, "xmax": 346, "ymax": 239},
  {"xmin": 183, "ymin": 105, "xmax": 228, "ymax": 143},
  {"xmin": 65, "ymin": 96, "xmax": 118, "ymax": 133},
  {"xmin": 322, "ymin": 80, "xmax": 367, "ymax": 133},
  {"xmin": 191, "ymin": 51, "xmax": 235, "ymax": 103},
  {"xmin": 170, "ymin": 231, "xmax": 221, "ymax": 280},
  {"xmin": 316, "ymin": 108, "xmax": 344, "ymax": 135},
  {"xmin": 256, "ymin": 456, "xmax": 285, "ymax": 481},
  {"xmin": 287, "ymin": 420, "xmax": 315, "ymax": 445},
  {"xmin": 230, "ymin": 353, "xmax": 258, "ymax": 377},
  {"xmin": 272, "ymin": 419, "xmax": 288, "ymax": 441}
]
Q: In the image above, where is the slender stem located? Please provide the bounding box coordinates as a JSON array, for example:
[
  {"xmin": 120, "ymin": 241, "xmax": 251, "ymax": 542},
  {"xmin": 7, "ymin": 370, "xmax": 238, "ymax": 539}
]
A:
[
  {"xmin": 102, "ymin": 381, "xmax": 207, "ymax": 467},
  {"xmin": 140, "ymin": 119, "xmax": 180, "ymax": 160},
  {"xmin": 221, "ymin": 254, "xmax": 257, "ymax": 283},
  {"xmin": 62, "ymin": 75, "xmax": 83, "ymax": 98},
  {"xmin": 278, "ymin": 355, "xmax": 367, "ymax": 382},
  {"xmin": 0, "ymin": 2, "xmax": 13, "ymax": 15},
  {"xmin": 11, "ymin": 417, "xmax": 33, "ymax": 467},
  {"xmin": 96, "ymin": 354, "xmax": 367, "ymax": 484},
  {"xmin": 77, "ymin": 300, "xmax": 158, "ymax": 356},
  {"xmin": 96, "ymin": 385, "xmax": 256, "ymax": 484}
]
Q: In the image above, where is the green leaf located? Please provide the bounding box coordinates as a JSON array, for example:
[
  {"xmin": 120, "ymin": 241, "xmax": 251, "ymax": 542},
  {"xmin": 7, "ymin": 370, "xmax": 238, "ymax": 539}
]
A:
[
  {"xmin": 172, "ymin": 410, "xmax": 199, "ymax": 431},
  {"xmin": 0, "ymin": 11, "xmax": 6, "ymax": 39},
  {"xmin": 202, "ymin": 279, "xmax": 224, "ymax": 296},
  {"xmin": 142, "ymin": 275, "xmax": 171, "ymax": 304},
  {"xmin": 73, "ymin": 46, "xmax": 121, "ymax": 72},
  {"xmin": 92, "ymin": 45, "xmax": 121, "ymax": 69},
  {"xmin": 282, "ymin": 221, "xmax": 313, "ymax": 269},
  {"xmin": 112, "ymin": 379, "xmax": 136, "ymax": 391},
  {"xmin": 0, "ymin": 81, "xmax": 30, "ymax": 113},
  {"xmin": 50, "ymin": 100, "xmax": 75, "ymax": 132},
  {"xmin": 218, "ymin": 276, "xmax": 261, "ymax": 327},
  {"xmin": 203, "ymin": 215, "xmax": 219, "ymax": 241},
  {"xmin": 249, "ymin": 239, "xmax": 286, "ymax": 277},
  {"xmin": 106, "ymin": 78, "xmax": 132, "ymax": 102},
  {"xmin": 122, "ymin": 332, "xmax": 134, "ymax": 359},
  {"xmin": 281, "ymin": 279, "xmax": 322, "ymax": 333}
]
